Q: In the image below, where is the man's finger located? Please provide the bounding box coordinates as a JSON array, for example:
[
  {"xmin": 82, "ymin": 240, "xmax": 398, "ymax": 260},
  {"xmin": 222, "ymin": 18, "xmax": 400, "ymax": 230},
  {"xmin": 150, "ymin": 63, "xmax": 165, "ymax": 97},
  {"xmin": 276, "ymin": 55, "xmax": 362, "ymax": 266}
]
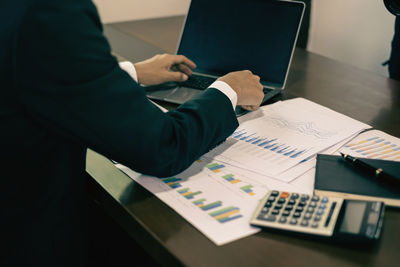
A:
[
  {"xmin": 176, "ymin": 64, "xmax": 193, "ymax": 76},
  {"xmin": 166, "ymin": 71, "xmax": 189, "ymax": 82},
  {"xmin": 240, "ymin": 105, "xmax": 259, "ymax": 111},
  {"xmin": 170, "ymin": 55, "xmax": 197, "ymax": 69}
]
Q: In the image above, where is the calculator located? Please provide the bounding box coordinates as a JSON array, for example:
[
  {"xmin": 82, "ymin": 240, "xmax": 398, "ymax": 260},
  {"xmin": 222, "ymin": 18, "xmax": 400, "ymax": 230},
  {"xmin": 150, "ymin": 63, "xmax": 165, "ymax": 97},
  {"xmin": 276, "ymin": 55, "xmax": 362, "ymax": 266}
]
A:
[{"xmin": 250, "ymin": 190, "xmax": 385, "ymax": 243}]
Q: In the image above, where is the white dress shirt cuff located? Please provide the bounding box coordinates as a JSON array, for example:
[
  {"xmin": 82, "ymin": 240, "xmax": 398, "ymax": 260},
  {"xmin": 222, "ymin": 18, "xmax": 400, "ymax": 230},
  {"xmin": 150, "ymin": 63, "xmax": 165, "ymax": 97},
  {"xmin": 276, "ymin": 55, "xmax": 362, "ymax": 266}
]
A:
[
  {"xmin": 119, "ymin": 61, "xmax": 138, "ymax": 82},
  {"xmin": 208, "ymin": 81, "xmax": 238, "ymax": 110}
]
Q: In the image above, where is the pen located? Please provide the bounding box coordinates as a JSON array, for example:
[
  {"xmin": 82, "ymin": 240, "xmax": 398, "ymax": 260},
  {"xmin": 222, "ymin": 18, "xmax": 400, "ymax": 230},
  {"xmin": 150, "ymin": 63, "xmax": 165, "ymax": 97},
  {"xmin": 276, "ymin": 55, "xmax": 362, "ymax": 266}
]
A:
[{"xmin": 340, "ymin": 153, "xmax": 400, "ymax": 188}]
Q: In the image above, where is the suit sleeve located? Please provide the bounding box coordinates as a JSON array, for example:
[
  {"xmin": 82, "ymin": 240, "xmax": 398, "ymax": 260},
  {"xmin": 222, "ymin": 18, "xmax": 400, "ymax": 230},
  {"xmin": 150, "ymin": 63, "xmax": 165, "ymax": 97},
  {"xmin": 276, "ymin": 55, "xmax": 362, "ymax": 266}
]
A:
[{"xmin": 15, "ymin": 0, "xmax": 238, "ymax": 177}]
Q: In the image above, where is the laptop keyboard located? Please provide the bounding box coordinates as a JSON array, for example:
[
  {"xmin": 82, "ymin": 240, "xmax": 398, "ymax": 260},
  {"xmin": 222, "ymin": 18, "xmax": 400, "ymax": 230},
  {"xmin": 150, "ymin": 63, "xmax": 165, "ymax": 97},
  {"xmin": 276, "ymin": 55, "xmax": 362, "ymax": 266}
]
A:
[
  {"xmin": 181, "ymin": 75, "xmax": 216, "ymax": 90},
  {"xmin": 181, "ymin": 75, "xmax": 275, "ymax": 98}
]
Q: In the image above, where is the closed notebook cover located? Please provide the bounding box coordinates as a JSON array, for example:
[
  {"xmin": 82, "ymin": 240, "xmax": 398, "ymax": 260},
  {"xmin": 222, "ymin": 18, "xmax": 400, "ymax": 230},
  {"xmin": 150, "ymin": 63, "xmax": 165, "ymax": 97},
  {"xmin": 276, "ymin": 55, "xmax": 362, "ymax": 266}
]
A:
[{"xmin": 314, "ymin": 154, "xmax": 400, "ymax": 204}]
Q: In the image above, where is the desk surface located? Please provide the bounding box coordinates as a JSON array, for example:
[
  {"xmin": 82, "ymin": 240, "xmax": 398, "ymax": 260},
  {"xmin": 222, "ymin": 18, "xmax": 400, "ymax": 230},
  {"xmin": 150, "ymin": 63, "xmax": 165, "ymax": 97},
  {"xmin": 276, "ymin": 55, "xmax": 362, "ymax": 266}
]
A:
[{"xmin": 87, "ymin": 16, "xmax": 400, "ymax": 267}]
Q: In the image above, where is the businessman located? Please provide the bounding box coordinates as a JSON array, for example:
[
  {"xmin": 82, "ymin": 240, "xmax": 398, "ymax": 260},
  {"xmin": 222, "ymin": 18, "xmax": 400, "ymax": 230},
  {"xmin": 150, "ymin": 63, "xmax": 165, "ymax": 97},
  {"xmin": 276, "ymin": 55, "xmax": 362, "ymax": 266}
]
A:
[{"xmin": 0, "ymin": 0, "xmax": 264, "ymax": 266}]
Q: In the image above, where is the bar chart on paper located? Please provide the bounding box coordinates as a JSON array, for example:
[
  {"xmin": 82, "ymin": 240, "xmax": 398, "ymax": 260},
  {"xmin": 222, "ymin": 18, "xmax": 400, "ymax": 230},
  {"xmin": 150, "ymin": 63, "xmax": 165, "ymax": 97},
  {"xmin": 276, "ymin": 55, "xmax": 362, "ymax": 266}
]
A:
[
  {"xmin": 340, "ymin": 129, "xmax": 400, "ymax": 162},
  {"xmin": 204, "ymin": 101, "xmax": 369, "ymax": 177},
  {"xmin": 115, "ymin": 157, "xmax": 300, "ymax": 245},
  {"xmin": 160, "ymin": 175, "xmax": 244, "ymax": 224},
  {"xmin": 204, "ymin": 163, "xmax": 260, "ymax": 197},
  {"xmin": 231, "ymin": 128, "xmax": 310, "ymax": 159}
]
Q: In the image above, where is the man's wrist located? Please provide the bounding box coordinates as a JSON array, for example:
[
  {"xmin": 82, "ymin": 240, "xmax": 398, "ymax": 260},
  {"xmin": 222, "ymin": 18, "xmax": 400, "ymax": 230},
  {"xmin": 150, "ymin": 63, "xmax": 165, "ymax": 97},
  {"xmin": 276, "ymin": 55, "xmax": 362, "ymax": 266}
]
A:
[{"xmin": 208, "ymin": 81, "xmax": 237, "ymax": 110}]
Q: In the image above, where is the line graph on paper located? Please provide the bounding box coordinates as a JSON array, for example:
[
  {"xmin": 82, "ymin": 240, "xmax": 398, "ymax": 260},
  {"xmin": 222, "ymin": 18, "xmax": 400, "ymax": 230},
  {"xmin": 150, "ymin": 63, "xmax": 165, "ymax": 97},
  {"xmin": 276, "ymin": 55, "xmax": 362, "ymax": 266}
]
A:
[
  {"xmin": 206, "ymin": 127, "xmax": 315, "ymax": 175},
  {"xmin": 204, "ymin": 102, "xmax": 369, "ymax": 176},
  {"xmin": 263, "ymin": 116, "xmax": 337, "ymax": 139}
]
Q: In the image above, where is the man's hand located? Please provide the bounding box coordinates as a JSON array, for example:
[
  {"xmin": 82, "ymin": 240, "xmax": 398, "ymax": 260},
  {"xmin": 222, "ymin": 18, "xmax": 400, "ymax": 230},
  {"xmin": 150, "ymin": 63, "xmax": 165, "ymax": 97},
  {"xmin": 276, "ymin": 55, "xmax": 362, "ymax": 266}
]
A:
[
  {"xmin": 134, "ymin": 54, "xmax": 197, "ymax": 86},
  {"xmin": 218, "ymin": 70, "xmax": 264, "ymax": 111}
]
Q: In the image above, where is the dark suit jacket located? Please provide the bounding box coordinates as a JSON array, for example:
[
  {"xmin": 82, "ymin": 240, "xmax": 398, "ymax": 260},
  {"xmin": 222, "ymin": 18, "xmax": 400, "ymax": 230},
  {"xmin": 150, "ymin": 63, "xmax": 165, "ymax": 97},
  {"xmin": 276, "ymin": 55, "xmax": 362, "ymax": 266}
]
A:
[{"xmin": 0, "ymin": 0, "xmax": 238, "ymax": 265}]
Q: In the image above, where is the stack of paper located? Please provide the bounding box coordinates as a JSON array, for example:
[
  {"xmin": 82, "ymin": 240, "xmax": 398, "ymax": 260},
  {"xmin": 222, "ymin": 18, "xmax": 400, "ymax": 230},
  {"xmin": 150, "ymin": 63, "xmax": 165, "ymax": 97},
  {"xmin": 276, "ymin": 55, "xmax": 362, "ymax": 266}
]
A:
[
  {"xmin": 115, "ymin": 98, "xmax": 371, "ymax": 246},
  {"xmin": 203, "ymin": 98, "xmax": 370, "ymax": 183}
]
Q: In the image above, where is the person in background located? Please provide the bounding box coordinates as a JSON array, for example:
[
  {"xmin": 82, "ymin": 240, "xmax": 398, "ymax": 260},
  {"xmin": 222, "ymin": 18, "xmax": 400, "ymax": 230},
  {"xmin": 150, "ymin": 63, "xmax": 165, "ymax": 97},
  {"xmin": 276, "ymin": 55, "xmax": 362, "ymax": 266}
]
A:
[
  {"xmin": 0, "ymin": 0, "xmax": 264, "ymax": 266},
  {"xmin": 389, "ymin": 17, "xmax": 400, "ymax": 80}
]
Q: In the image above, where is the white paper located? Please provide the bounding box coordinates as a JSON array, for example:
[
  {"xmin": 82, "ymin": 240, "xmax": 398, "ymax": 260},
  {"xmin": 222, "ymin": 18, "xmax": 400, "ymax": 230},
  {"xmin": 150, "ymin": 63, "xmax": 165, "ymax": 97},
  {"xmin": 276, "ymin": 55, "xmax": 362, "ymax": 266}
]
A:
[
  {"xmin": 204, "ymin": 98, "xmax": 370, "ymax": 180},
  {"xmin": 115, "ymin": 157, "xmax": 301, "ymax": 246}
]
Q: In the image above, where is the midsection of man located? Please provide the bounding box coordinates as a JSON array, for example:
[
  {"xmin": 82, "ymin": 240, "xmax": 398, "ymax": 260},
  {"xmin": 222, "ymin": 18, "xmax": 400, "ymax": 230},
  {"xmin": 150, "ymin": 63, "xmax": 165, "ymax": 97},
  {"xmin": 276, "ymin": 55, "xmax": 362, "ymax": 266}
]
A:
[{"xmin": 0, "ymin": 0, "xmax": 239, "ymax": 265}]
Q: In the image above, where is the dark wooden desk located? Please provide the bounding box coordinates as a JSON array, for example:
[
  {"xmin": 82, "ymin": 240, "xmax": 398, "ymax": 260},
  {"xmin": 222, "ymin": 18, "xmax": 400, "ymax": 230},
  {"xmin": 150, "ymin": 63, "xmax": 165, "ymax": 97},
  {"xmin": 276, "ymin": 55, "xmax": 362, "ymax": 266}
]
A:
[{"xmin": 86, "ymin": 16, "xmax": 400, "ymax": 267}]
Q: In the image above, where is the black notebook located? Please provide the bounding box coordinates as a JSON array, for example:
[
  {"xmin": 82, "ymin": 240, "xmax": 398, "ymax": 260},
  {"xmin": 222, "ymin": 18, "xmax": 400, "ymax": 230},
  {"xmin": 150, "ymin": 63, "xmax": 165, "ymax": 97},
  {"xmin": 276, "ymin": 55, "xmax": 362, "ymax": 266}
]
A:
[{"xmin": 314, "ymin": 154, "xmax": 400, "ymax": 207}]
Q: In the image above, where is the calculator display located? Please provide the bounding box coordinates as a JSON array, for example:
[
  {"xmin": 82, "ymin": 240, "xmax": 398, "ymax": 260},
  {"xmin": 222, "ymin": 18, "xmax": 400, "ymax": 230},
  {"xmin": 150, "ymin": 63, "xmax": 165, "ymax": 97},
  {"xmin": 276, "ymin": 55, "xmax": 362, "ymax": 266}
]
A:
[{"xmin": 338, "ymin": 202, "xmax": 366, "ymax": 234}]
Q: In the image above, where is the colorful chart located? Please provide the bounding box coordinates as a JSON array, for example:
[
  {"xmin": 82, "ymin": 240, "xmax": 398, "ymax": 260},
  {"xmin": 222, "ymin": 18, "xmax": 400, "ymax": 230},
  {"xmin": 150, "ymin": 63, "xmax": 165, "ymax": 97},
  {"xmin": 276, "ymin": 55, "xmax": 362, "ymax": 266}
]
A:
[
  {"xmin": 206, "ymin": 163, "xmax": 226, "ymax": 173},
  {"xmin": 177, "ymin": 187, "xmax": 202, "ymax": 199},
  {"xmin": 209, "ymin": 206, "xmax": 243, "ymax": 223},
  {"xmin": 343, "ymin": 135, "xmax": 400, "ymax": 160},
  {"xmin": 206, "ymin": 163, "xmax": 256, "ymax": 196},
  {"xmin": 193, "ymin": 199, "xmax": 222, "ymax": 211},
  {"xmin": 240, "ymin": 185, "xmax": 256, "ymax": 196},
  {"xmin": 161, "ymin": 176, "xmax": 243, "ymax": 223},
  {"xmin": 222, "ymin": 174, "xmax": 241, "ymax": 184},
  {"xmin": 161, "ymin": 177, "xmax": 182, "ymax": 188}
]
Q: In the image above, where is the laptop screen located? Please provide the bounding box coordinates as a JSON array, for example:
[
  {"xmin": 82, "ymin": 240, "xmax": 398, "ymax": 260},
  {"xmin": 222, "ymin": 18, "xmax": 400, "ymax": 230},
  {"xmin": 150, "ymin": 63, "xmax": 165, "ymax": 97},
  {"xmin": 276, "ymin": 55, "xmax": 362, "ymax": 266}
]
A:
[{"xmin": 177, "ymin": 0, "xmax": 304, "ymax": 89}]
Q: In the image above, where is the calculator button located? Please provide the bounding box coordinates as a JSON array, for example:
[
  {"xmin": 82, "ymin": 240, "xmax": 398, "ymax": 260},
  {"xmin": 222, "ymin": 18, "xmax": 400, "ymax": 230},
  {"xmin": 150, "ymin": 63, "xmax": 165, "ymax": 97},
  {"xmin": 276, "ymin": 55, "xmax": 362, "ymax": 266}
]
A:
[
  {"xmin": 280, "ymin": 192, "xmax": 290, "ymax": 198},
  {"xmin": 289, "ymin": 218, "xmax": 298, "ymax": 225},
  {"xmin": 311, "ymin": 196, "xmax": 320, "ymax": 201},
  {"xmin": 314, "ymin": 215, "xmax": 322, "ymax": 221},
  {"xmin": 306, "ymin": 207, "xmax": 314, "ymax": 213},
  {"xmin": 279, "ymin": 217, "xmax": 287, "ymax": 224},
  {"xmin": 268, "ymin": 196, "xmax": 276, "ymax": 202},
  {"xmin": 321, "ymin": 197, "xmax": 329, "ymax": 203},
  {"xmin": 300, "ymin": 220, "xmax": 309, "ymax": 227},
  {"xmin": 271, "ymin": 191, "xmax": 279, "ymax": 197},
  {"xmin": 288, "ymin": 199, "xmax": 296, "ymax": 205},
  {"xmin": 259, "ymin": 214, "xmax": 277, "ymax": 222},
  {"xmin": 311, "ymin": 222, "xmax": 319, "ymax": 228},
  {"xmin": 282, "ymin": 210, "xmax": 291, "ymax": 216},
  {"xmin": 300, "ymin": 195, "xmax": 310, "ymax": 201},
  {"xmin": 295, "ymin": 206, "xmax": 304, "ymax": 213},
  {"xmin": 304, "ymin": 213, "xmax": 312, "ymax": 220},
  {"xmin": 274, "ymin": 204, "xmax": 283, "ymax": 209},
  {"xmin": 285, "ymin": 205, "xmax": 294, "ymax": 211},
  {"xmin": 278, "ymin": 198, "xmax": 286, "ymax": 204},
  {"xmin": 271, "ymin": 210, "xmax": 280, "ymax": 215},
  {"xmin": 308, "ymin": 202, "xmax": 317, "ymax": 208},
  {"xmin": 293, "ymin": 212, "xmax": 301, "ymax": 218},
  {"xmin": 316, "ymin": 209, "xmax": 324, "ymax": 216},
  {"xmin": 261, "ymin": 207, "xmax": 269, "ymax": 213},
  {"xmin": 265, "ymin": 202, "xmax": 273, "ymax": 208},
  {"xmin": 290, "ymin": 193, "xmax": 299, "ymax": 199},
  {"xmin": 319, "ymin": 204, "xmax": 327, "ymax": 209},
  {"xmin": 324, "ymin": 202, "xmax": 337, "ymax": 227},
  {"xmin": 298, "ymin": 201, "xmax": 307, "ymax": 207}
]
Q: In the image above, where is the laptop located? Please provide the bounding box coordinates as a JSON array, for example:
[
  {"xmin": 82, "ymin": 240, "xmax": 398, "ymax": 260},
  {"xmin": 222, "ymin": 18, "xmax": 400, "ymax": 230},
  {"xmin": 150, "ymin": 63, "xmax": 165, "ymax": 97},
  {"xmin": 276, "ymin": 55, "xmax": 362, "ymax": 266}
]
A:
[{"xmin": 145, "ymin": 0, "xmax": 305, "ymax": 115}]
